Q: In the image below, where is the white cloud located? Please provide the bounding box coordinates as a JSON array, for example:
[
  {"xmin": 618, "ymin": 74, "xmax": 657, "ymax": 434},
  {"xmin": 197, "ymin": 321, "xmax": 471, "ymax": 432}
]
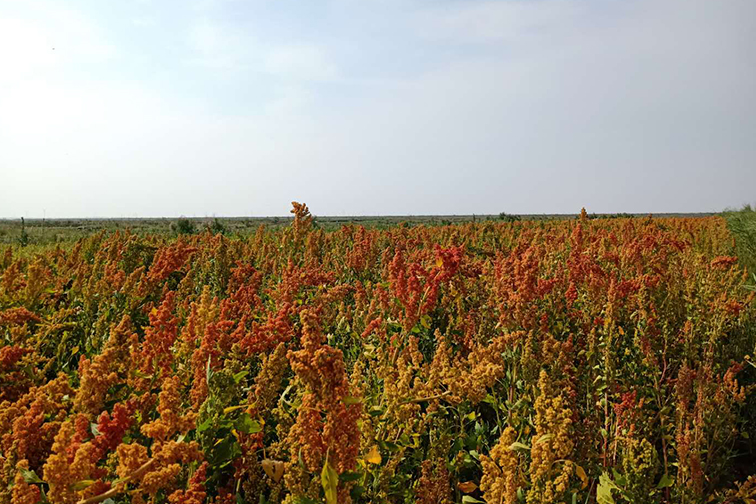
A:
[
  {"xmin": 132, "ymin": 16, "xmax": 157, "ymax": 27},
  {"xmin": 186, "ymin": 20, "xmax": 249, "ymax": 69},
  {"xmin": 263, "ymin": 84, "xmax": 314, "ymax": 115},
  {"xmin": 0, "ymin": 18, "xmax": 56, "ymax": 83},
  {"xmin": 414, "ymin": 0, "xmax": 586, "ymax": 44},
  {"xmin": 263, "ymin": 44, "xmax": 338, "ymax": 81},
  {"xmin": 185, "ymin": 19, "xmax": 338, "ymax": 82},
  {"xmin": 0, "ymin": 4, "xmax": 116, "ymax": 88}
]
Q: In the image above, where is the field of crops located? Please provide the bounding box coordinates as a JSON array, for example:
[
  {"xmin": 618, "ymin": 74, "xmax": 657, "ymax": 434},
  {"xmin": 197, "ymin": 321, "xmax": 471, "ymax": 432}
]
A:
[{"xmin": 1, "ymin": 204, "xmax": 755, "ymax": 504}]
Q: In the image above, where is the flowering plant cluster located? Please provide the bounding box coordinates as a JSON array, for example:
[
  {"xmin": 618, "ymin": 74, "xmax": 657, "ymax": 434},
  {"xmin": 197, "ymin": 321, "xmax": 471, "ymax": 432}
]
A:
[{"xmin": 0, "ymin": 205, "xmax": 754, "ymax": 504}]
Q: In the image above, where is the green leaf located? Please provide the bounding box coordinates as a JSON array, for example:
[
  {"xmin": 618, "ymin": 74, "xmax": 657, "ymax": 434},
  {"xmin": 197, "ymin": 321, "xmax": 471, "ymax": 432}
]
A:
[
  {"xmin": 379, "ymin": 440, "xmax": 400, "ymax": 452},
  {"xmin": 205, "ymin": 356, "xmax": 213, "ymax": 386},
  {"xmin": 656, "ymin": 473, "xmax": 674, "ymax": 489},
  {"xmin": 133, "ymin": 369, "xmax": 151, "ymax": 379},
  {"xmin": 233, "ymin": 370, "xmax": 249, "ymax": 383},
  {"xmin": 235, "ymin": 414, "xmax": 262, "ymax": 434},
  {"xmin": 293, "ymin": 497, "xmax": 319, "ymax": 504},
  {"xmin": 339, "ymin": 471, "xmax": 363, "ymax": 482},
  {"xmin": 211, "ymin": 437, "xmax": 241, "ymax": 465},
  {"xmin": 597, "ymin": 472, "xmax": 618, "ymax": 504},
  {"xmin": 71, "ymin": 480, "xmax": 96, "ymax": 491},
  {"xmin": 343, "ymin": 396, "xmax": 362, "ymax": 405},
  {"xmin": 462, "ymin": 497, "xmax": 485, "ymax": 503},
  {"xmin": 20, "ymin": 468, "xmax": 43, "ymax": 484},
  {"xmin": 223, "ymin": 405, "xmax": 247, "ymax": 414},
  {"xmin": 509, "ymin": 442, "xmax": 531, "ymax": 451},
  {"xmin": 196, "ymin": 417, "xmax": 213, "ymax": 433},
  {"xmin": 321, "ymin": 457, "xmax": 339, "ymax": 504},
  {"xmin": 350, "ymin": 484, "xmax": 365, "ymax": 500},
  {"xmin": 612, "ymin": 469, "xmax": 627, "ymax": 487}
]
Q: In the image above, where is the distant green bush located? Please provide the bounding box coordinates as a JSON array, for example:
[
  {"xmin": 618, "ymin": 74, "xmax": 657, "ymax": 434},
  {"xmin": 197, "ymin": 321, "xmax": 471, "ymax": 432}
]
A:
[
  {"xmin": 498, "ymin": 212, "xmax": 521, "ymax": 222},
  {"xmin": 205, "ymin": 218, "xmax": 226, "ymax": 235},
  {"xmin": 724, "ymin": 204, "xmax": 756, "ymax": 275},
  {"xmin": 172, "ymin": 217, "xmax": 196, "ymax": 235},
  {"xmin": 19, "ymin": 217, "xmax": 29, "ymax": 247}
]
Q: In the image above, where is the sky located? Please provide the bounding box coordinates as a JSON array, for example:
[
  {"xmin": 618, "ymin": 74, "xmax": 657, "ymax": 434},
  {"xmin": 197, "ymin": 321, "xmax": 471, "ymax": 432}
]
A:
[{"xmin": 1, "ymin": 0, "xmax": 754, "ymax": 218}]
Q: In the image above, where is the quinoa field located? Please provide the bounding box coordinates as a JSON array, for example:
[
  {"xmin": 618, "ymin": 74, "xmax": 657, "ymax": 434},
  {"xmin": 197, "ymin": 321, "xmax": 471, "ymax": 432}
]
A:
[{"xmin": 1, "ymin": 204, "xmax": 755, "ymax": 504}]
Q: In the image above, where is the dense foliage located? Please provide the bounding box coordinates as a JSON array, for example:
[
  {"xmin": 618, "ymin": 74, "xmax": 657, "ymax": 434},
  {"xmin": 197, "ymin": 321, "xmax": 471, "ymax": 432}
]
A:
[{"xmin": 1, "ymin": 204, "xmax": 755, "ymax": 504}]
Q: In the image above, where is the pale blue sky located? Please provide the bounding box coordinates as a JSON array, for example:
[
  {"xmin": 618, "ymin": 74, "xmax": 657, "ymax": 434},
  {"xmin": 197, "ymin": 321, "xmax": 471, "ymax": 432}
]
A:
[{"xmin": 1, "ymin": 0, "xmax": 754, "ymax": 217}]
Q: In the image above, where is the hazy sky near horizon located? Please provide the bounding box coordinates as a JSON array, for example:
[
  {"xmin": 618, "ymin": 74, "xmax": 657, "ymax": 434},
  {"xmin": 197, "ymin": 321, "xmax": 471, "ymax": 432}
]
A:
[{"xmin": 1, "ymin": 0, "xmax": 754, "ymax": 218}]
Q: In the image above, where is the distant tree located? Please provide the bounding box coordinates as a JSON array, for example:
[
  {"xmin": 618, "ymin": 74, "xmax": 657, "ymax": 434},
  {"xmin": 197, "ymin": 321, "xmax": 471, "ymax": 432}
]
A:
[
  {"xmin": 206, "ymin": 218, "xmax": 226, "ymax": 235},
  {"xmin": 172, "ymin": 217, "xmax": 196, "ymax": 235},
  {"xmin": 19, "ymin": 217, "xmax": 29, "ymax": 247},
  {"xmin": 498, "ymin": 212, "xmax": 521, "ymax": 223}
]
